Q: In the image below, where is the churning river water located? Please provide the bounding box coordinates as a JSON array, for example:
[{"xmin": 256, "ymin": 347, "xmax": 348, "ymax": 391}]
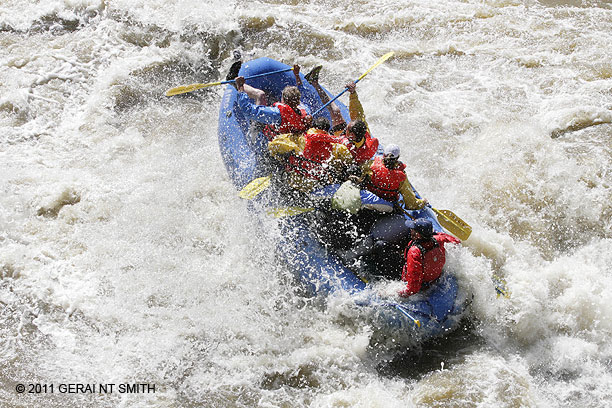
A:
[{"xmin": 1, "ymin": 0, "xmax": 611, "ymax": 406}]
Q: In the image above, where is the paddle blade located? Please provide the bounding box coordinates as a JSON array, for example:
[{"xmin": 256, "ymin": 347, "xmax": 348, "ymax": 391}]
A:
[
  {"xmin": 357, "ymin": 51, "xmax": 394, "ymax": 82},
  {"xmin": 165, "ymin": 81, "xmax": 222, "ymax": 96},
  {"xmin": 432, "ymin": 208, "xmax": 472, "ymax": 241},
  {"xmin": 267, "ymin": 207, "xmax": 315, "ymax": 218},
  {"xmin": 492, "ymin": 274, "xmax": 511, "ymax": 298},
  {"xmin": 238, "ymin": 176, "xmax": 271, "ymax": 200}
]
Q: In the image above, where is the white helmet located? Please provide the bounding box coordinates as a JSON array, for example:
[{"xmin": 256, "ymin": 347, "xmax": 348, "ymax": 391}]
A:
[{"xmin": 383, "ymin": 144, "xmax": 400, "ymax": 159}]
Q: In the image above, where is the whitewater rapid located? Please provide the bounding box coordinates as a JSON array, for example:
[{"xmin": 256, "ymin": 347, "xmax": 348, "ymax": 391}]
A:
[{"xmin": 1, "ymin": 0, "xmax": 611, "ymax": 407}]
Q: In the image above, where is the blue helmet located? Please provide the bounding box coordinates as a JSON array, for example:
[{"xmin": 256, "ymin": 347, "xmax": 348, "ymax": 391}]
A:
[{"xmin": 405, "ymin": 218, "xmax": 433, "ymax": 237}]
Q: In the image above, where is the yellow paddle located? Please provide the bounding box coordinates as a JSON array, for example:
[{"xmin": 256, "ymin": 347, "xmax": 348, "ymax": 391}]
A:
[
  {"xmin": 391, "ymin": 304, "xmax": 421, "ymax": 328},
  {"xmin": 431, "ymin": 207, "xmax": 472, "ymax": 241},
  {"xmin": 166, "ymin": 81, "xmax": 226, "ymax": 97},
  {"xmin": 492, "ymin": 274, "xmax": 511, "ymax": 298},
  {"xmin": 357, "ymin": 51, "xmax": 395, "ymax": 81},
  {"xmin": 400, "ymin": 203, "xmax": 471, "ymax": 241},
  {"xmin": 267, "ymin": 206, "xmax": 315, "ymax": 217},
  {"xmin": 165, "ymin": 67, "xmax": 293, "ymax": 97},
  {"xmin": 238, "ymin": 176, "xmax": 271, "ymax": 200},
  {"xmin": 312, "ymin": 51, "xmax": 394, "ymax": 115}
]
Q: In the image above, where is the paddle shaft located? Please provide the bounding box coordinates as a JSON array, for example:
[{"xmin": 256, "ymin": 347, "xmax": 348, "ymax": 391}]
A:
[
  {"xmin": 401, "ymin": 203, "xmax": 471, "ymax": 241},
  {"xmin": 386, "ymin": 303, "xmax": 421, "ymax": 328},
  {"xmin": 399, "ymin": 206, "xmax": 416, "ymax": 220},
  {"xmin": 312, "ymin": 77, "xmax": 363, "ymax": 116},
  {"xmin": 166, "ymin": 67, "xmax": 293, "ymax": 96},
  {"xmin": 225, "ymin": 67, "xmax": 293, "ymax": 85},
  {"xmin": 312, "ymin": 52, "xmax": 394, "ymax": 116}
]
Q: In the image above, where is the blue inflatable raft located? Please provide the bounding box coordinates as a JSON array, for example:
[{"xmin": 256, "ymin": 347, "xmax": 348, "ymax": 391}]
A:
[{"xmin": 217, "ymin": 57, "xmax": 469, "ymax": 346}]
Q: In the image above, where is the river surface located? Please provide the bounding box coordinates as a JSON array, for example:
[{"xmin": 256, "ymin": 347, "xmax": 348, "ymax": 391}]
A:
[{"xmin": 1, "ymin": 0, "xmax": 611, "ymax": 407}]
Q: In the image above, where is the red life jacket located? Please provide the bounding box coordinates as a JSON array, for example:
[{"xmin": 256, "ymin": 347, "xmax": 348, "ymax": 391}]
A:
[
  {"xmin": 286, "ymin": 129, "xmax": 341, "ymax": 180},
  {"xmin": 399, "ymin": 233, "xmax": 460, "ymax": 297},
  {"xmin": 341, "ymin": 132, "xmax": 379, "ymax": 164},
  {"xmin": 263, "ymin": 102, "xmax": 308, "ymax": 141},
  {"xmin": 401, "ymin": 237, "xmax": 444, "ymax": 296},
  {"xmin": 303, "ymin": 129, "xmax": 343, "ymax": 163},
  {"xmin": 365, "ymin": 156, "xmax": 407, "ymax": 201}
]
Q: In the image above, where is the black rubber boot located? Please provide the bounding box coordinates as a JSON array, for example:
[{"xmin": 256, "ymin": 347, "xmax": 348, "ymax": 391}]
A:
[
  {"xmin": 226, "ymin": 60, "xmax": 242, "ymax": 81},
  {"xmin": 304, "ymin": 65, "xmax": 322, "ymax": 83}
]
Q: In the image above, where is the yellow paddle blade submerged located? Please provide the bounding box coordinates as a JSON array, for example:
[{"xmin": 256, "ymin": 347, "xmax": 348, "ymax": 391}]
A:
[
  {"xmin": 492, "ymin": 274, "xmax": 511, "ymax": 298},
  {"xmin": 431, "ymin": 208, "xmax": 472, "ymax": 241},
  {"xmin": 238, "ymin": 176, "xmax": 271, "ymax": 200}
]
